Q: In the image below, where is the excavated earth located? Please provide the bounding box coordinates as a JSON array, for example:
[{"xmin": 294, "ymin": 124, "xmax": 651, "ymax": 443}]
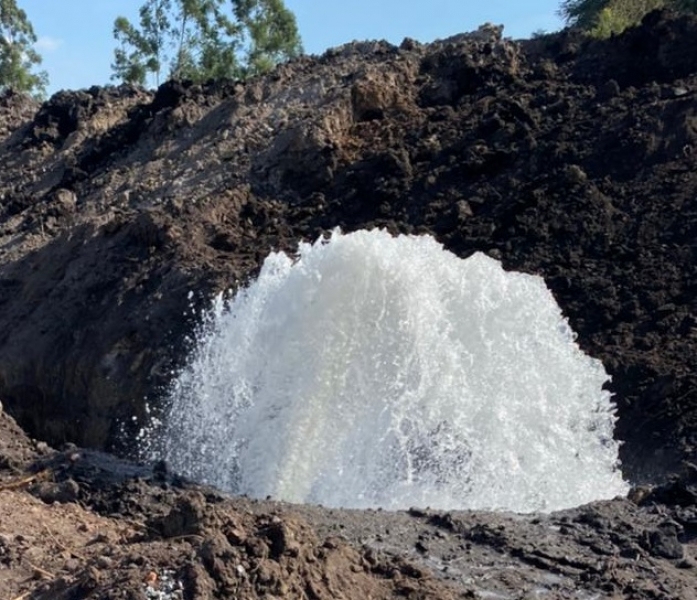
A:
[{"xmin": 1, "ymin": 9, "xmax": 697, "ymax": 598}]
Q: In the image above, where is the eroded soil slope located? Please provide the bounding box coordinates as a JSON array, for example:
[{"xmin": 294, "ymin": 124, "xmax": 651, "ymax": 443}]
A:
[
  {"xmin": 1, "ymin": 9, "xmax": 697, "ymax": 600},
  {"xmin": 0, "ymin": 13, "xmax": 697, "ymax": 480},
  {"xmin": 0, "ymin": 10, "xmax": 695, "ymax": 493}
]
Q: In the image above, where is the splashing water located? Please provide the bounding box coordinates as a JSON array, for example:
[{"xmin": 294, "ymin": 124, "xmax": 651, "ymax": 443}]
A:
[{"xmin": 154, "ymin": 229, "xmax": 628, "ymax": 512}]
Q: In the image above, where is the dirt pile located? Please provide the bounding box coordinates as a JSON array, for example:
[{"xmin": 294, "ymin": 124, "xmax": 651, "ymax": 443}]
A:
[
  {"xmin": 1, "ymin": 9, "xmax": 697, "ymax": 598},
  {"xmin": 4, "ymin": 12, "xmax": 695, "ymax": 480}
]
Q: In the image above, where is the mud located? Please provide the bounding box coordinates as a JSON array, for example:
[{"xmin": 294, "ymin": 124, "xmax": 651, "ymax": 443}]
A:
[{"xmin": 2, "ymin": 406, "xmax": 697, "ymax": 599}]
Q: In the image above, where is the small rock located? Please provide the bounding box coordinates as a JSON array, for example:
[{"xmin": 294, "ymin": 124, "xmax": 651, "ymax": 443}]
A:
[
  {"xmin": 323, "ymin": 537, "xmax": 340, "ymax": 550},
  {"xmin": 245, "ymin": 537, "xmax": 269, "ymax": 558},
  {"xmin": 152, "ymin": 495, "xmax": 205, "ymax": 537},
  {"xmin": 599, "ymin": 79, "xmax": 620, "ymax": 100},
  {"xmin": 628, "ymin": 485, "xmax": 653, "ymax": 504},
  {"xmin": 96, "ymin": 556, "xmax": 114, "ymax": 569},
  {"xmin": 35, "ymin": 441, "xmax": 50, "ymax": 455},
  {"xmin": 564, "ymin": 164, "xmax": 588, "ymax": 185},
  {"xmin": 53, "ymin": 188, "xmax": 77, "ymax": 214},
  {"xmin": 456, "ymin": 200, "xmax": 473, "ymax": 220},
  {"xmin": 63, "ymin": 558, "xmax": 80, "ymax": 572},
  {"xmin": 33, "ymin": 478, "xmax": 80, "ymax": 503},
  {"xmin": 646, "ymin": 527, "xmax": 683, "ymax": 559}
]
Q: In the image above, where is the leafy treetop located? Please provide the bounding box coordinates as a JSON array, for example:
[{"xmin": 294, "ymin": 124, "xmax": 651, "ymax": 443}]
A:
[
  {"xmin": 558, "ymin": 0, "xmax": 697, "ymax": 37},
  {"xmin": 0, "ymin": 0, "xmax": 47, "ymax": 98},
  {"xmin": 112, "ymin": 0, "xmax": 302, "ymax": 87}
]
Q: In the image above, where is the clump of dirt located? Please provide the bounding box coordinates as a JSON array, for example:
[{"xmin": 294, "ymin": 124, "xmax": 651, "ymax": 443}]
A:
[{"xmin": 1, "ymin": 9, "xmax": 697, "ymax": 599}]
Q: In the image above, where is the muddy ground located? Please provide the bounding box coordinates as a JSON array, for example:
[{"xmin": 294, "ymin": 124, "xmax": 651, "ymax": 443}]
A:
[{"xmin": 1, "ymin": 8, "xmax": 697, "ymax": 599}]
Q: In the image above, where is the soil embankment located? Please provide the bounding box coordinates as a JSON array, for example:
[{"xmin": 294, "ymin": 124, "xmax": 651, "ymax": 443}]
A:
[{"xmin": 0, "ymin": 10, "xmax": 696, "ymax": 598}]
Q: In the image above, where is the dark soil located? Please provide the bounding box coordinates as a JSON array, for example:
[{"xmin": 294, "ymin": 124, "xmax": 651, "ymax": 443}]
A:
[{"xmin": 1, "ymin": 9, "xmax": 697, "ymax": 599}]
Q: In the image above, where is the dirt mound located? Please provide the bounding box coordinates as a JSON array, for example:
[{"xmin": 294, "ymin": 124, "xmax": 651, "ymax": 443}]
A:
[
  {"xmin": 2, "ymin": 12, "xmax": 696, "ymax": 482},
  {"xmin": 5, "ymin": 12, "xmax": 694, "ymax": 480},
  {"xmin": 1, "ymin": 9, "xmax": 697, "ymax": 597}
]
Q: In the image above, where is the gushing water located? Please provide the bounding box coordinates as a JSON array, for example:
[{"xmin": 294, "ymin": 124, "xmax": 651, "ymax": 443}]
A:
[{"xmin": 154, "ymin": 229, "xmax": 628, "ymax": 512}]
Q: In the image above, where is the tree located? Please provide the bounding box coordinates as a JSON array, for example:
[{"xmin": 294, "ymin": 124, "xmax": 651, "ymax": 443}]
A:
[
  {"xmin": 233, "ymin": 0, "xmax": 303, "ymax": 76},
  {"xmin": 169, "ymin": 0, "xmax": 244, "ymax": 81},
  {"xmin": 113, "ymin": 0, "xmax": 171, "ymax": 86},
  {"xmin": 558, "ymin": 0, "xmax": 612, "ymax": 30},
  {"xmin": 0, "ymin": 0, "xmax": 48, "ymax": 97},
  {"xmin": 589, "ymin": 0, "xmax": 667, "ymax": 37},
  {"xmin": 111, "ymin": 0, "xmax": 302, "ymax": 86},
  {"xmin": 559, "ymin": 0, "xmax": 697, "ymax": 37}
]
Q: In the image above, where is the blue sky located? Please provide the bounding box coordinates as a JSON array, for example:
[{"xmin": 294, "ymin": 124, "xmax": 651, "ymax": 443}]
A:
[{"xmin": 20, "ymin": 1, "xmax": 565, "ymax": 96}]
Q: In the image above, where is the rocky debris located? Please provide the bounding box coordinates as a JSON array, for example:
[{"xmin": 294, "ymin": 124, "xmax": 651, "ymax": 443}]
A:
[
  {"xmin": 0, "ymin": 90, "xmax": 38, "ymax": 141},
  {"xmin": 1, "ymin": 404, "xmax": 696, "ymax": 599},
  {"xmin": 0, "ymin": 409, "xmax": 463, "ymax": 599}
]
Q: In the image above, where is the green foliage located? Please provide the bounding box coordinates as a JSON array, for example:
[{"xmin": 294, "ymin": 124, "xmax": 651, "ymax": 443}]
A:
[
  {"xmin": 558, "ymin": 0, "xmax": 611, "ymax": 29},
  {"xmin": 0, "ymin": 0, "xmax": 47, "ymax": 97},
  {"xmin": 590, "ymin": 0, "xmax": 666, "ymax": 37},
  {"xmin": 559, "ymin": 0, "xmax": 697, "ymax": 37},
  {"xmin": 588, "ymin": 6, "xmax": 631, "ymax": 37},
  {"xmin": 111, "ymin": 0, "xmax": 302, "ymax": 86},
  {"xmin": 233, "ymin": 0, "xmax": 303, "ymax": 76},
  {"xmin": 112, "ymin": 0, "xmax": 174, "ymax": 86}
]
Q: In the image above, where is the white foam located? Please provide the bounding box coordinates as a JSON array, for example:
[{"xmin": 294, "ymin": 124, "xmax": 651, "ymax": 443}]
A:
[{"xmin": 155, "ymin": 229, "xmax": 628, "ymax": 512}]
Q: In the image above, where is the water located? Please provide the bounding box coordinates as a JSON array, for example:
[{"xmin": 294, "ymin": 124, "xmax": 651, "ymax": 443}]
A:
[{"xmin": 152, "ymin": 229, "xmax": 628, "ymax": 512}]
